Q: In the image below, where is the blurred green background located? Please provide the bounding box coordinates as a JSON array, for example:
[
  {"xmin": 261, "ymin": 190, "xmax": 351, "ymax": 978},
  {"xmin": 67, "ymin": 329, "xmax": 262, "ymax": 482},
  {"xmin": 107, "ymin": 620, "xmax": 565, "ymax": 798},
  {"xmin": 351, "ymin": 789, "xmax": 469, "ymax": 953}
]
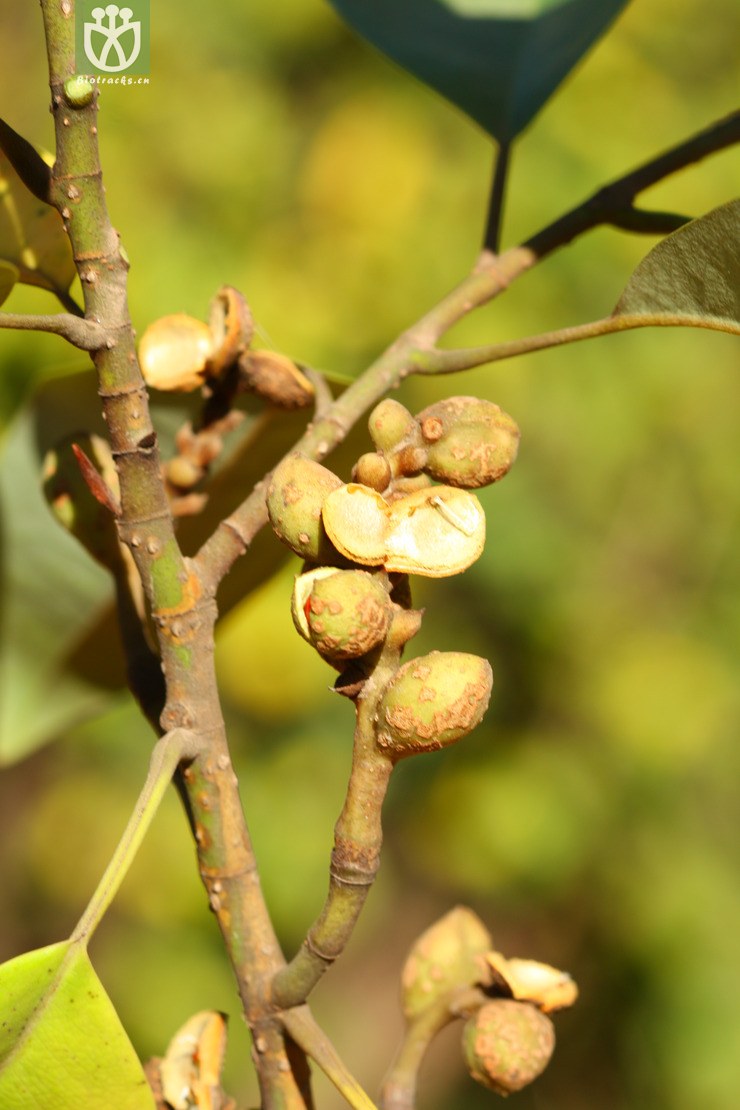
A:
[{"xmin": 1, "ymin": 1, "xmax": 739, "ymax": 1107}]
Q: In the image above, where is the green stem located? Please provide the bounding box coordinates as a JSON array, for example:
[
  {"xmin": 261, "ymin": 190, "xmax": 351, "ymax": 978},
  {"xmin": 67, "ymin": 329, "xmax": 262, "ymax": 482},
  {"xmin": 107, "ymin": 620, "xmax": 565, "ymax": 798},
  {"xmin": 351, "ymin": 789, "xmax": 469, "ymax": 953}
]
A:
[
  {"xmin": 271, "ymin": 639, "xmax": 401, "ymax": 1010},
  {"xmin": 70, "ymin": 729, "xmax": 199, "ymax": 946},
  {"xmin": 282, "ymin": 1006, "xmax": 379, "ymax": 1110},
  {"xmin": 418, "ymin": 310, "xmax": 740, "ymax": 376},
  {"xmin": 380, "ymin": 988, "xmax": 485, "ymax": 1110}
]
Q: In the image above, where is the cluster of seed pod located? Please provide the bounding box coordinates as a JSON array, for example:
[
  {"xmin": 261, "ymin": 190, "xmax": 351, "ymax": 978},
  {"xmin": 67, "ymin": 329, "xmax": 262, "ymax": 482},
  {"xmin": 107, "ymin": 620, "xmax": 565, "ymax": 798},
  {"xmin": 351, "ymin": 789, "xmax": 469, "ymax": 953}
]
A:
[
  {"xmin": 138, "ymin": 284, "xmax": 314, "ymax": 409},
  {"xmin": 399, "ymin": 907, "xmax": 577, "ymax": 1097},
  {"xmin": 267, "ymin": 394, "xmax": 519, "ymax": 760}
]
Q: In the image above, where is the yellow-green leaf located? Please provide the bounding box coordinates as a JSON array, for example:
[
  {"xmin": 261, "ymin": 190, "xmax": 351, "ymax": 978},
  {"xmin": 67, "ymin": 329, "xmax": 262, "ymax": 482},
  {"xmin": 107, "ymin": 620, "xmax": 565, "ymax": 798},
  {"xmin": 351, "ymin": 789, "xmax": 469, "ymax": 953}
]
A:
[
  {"xmin": 614, "ymin": 199, "xmax": 740, "ymax": 334},
  {"xmin": 0, "ymin": 146, "xmax": 76, "ymax": 301},
  {"xmin": 0, "ymin": 941, "xmax": 155, "ymax": 1109}
]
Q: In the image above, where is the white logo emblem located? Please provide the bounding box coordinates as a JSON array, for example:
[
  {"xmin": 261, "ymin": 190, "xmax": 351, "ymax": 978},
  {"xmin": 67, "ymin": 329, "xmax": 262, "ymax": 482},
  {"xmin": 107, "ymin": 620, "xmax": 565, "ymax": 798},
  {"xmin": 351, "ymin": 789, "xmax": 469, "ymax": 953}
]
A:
[{"xmin": 84, "ymin": 5, "xmax": 141, "ymax": 73}]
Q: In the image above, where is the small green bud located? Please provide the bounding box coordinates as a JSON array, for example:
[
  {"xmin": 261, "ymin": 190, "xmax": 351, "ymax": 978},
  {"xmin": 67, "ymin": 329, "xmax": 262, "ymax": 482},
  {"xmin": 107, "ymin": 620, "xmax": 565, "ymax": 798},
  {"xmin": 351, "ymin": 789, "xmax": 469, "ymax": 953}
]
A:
[
  {"xmin": 462, "ymin": 1000, "xmax": 555, "ymax": 1095},
  {"xmin": 292, "ymin": 568, "xmax": 391, "ymax": 662},
  {"xmin": 401, "ymin": 907, "xmax": 492, "ymax": 1021},
  {"xmin": 416, "ymin": 396, "xmax": 520, "ymax": 488},
  {"xmin": 63, "ymin": 75, "xmax": 95, "ymax": 108},
  {"xmin": 267, "ymin": 454, "xmax": 343, "ymax": 561},
  {"xmin": 368, "ymin": 399, "xmax": 419, "ymax": 453},
  {"xmin": 375, "ymin": 651, "xmax": 492, "ymax": 758}
]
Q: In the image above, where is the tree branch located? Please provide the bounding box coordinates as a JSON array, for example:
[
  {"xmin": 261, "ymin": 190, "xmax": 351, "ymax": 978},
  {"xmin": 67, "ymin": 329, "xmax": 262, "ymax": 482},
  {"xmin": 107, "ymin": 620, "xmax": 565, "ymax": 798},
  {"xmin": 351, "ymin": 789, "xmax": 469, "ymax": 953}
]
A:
[
  {"xmin": 380, "ymin": 987, "xmax": 486, "ymax": 1110},
  {"xmin": 39, "ymin": 2, "xmax": 289, "ymax": 1088},
  {"xmin": 525, "ymin": 109, "xmax": 740, "ymax": 260},
  {"xmin": 0, "ymin": 310, "xmax": 105, "ymax": 348}
]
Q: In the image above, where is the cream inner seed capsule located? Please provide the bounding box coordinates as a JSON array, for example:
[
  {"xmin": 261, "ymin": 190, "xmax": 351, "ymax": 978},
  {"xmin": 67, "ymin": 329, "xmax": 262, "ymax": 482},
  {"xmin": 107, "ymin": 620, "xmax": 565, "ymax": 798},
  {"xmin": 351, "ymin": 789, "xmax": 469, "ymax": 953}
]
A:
[
  {"xmin": 385, "ymin": 486, "xmax": 485, "ymax": 577},
  {"xmin": 322, "ymin": 483, "xmax": 485, "ymax": 578}
]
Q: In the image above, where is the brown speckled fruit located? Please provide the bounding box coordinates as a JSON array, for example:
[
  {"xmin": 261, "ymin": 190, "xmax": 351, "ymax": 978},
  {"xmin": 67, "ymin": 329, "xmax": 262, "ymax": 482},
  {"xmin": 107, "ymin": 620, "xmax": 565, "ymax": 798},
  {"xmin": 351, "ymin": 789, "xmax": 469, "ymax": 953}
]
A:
[
  {"xmin": 375, "ymin": 651, "xmax": 492, "ymax": 758},
  {"xmin": 267, "ymin": 454, "xmax": 343, "ymax": 561},
  {"xmin": 416, "ymin": 396, "xmax": 520, "ymax": 488},
  {"xmin": 401, "ymin": 907, "xmax": 492, "ymax": 1021},
  {"xmin": 462, "ymin": 1000, "xmax": 555, "ymax": 1095},
  {"xmin": 292, "ymin": 568, "xmax": 391, "ymax": 661}
]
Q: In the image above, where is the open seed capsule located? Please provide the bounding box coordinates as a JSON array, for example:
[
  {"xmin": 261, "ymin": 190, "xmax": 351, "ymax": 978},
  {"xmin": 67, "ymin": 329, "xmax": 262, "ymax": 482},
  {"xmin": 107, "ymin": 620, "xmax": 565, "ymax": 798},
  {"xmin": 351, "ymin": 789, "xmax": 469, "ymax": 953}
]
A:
[
  {"xmin": 238, "ymin": 350, "xmax": 314, "ymax": 409},
  {"xmin": 485, "ymin": 953, "xmax": 578, "ymax": 1014},
  {"xmin": 321, "ymin": 483, "xmax": 389, "ymax": 566},
  {"xmin": 139, "ymin": 313, "xmax": 214, "ymax": 392},
  {"xmin": 385, "ymin": 485, "xmax": 485, "ymax": 577},
  {"xmin": 322, "ymin": 484, "xmax": 485, "ymax": 578},
  {"xmin": 375, "ymin": 651, "xmax": 492, "ymax": 758}
]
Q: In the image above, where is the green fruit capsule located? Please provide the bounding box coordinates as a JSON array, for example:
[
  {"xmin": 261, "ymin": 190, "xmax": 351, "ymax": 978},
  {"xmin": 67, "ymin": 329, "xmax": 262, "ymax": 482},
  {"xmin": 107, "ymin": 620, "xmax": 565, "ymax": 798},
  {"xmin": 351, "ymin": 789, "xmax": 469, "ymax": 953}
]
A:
[
  {"xmin": 416, "ymin": 396, "xmax": 520, "ymax": 488},
  {"xmin": 292, "ymin": 567, "xmax": 391, "ymax": 662},
  {"xmin": 266, "ymin": 454, "xmax": 343, "ymax": 561},
  {"xmin": 401, "ymin": 907, "xmax": 492, "ymax": 1021},
  {"xmin": 375, "ymin": 651, "xmax": 492, "ymax": 758},
  {"xmin": 462, "ymin": 1000, "xmax": 555, "ymax": 1096}
]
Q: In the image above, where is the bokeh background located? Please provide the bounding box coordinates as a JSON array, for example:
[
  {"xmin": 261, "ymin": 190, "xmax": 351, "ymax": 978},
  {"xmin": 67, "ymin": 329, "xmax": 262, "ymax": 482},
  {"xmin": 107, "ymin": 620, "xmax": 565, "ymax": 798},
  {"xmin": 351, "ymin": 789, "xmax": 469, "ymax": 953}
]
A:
[{"xmin": 1, "ymin": 1, "xmax": 739, "ymax": 1107}]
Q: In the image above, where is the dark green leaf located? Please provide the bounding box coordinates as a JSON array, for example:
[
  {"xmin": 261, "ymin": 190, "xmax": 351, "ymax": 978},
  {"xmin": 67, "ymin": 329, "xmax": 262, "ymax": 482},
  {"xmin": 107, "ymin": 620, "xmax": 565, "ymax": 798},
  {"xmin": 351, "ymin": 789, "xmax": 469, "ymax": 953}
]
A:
[
  {"xmin": 0, "ymin": 941, "xmax": 155, "ymax": 1109},
  {"xmin": 614, "ymin": 199, "xmax": 740, "ymax": 332},
  {"xmin": 327, "ymin": 0, "xmax": 629, "ymax": 141}
]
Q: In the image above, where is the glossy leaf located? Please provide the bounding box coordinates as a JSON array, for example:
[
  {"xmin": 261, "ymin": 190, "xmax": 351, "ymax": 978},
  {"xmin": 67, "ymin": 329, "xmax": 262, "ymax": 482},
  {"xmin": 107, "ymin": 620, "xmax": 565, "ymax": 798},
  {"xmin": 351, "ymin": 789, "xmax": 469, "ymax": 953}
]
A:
[
  {"xmin": 0, "ymin": 941, "xmax": 155, "ymax": 1109},
  {"xmin": 614, "ymin": 199, "xmax": 740, "ymax": 332},
  {"xmin": 327, "ymin": 0, "xmax": 629, "ymax": 141},
  {"xmin": 0, "ymin": 147, "xmax": 76, "ymax": 301}
]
